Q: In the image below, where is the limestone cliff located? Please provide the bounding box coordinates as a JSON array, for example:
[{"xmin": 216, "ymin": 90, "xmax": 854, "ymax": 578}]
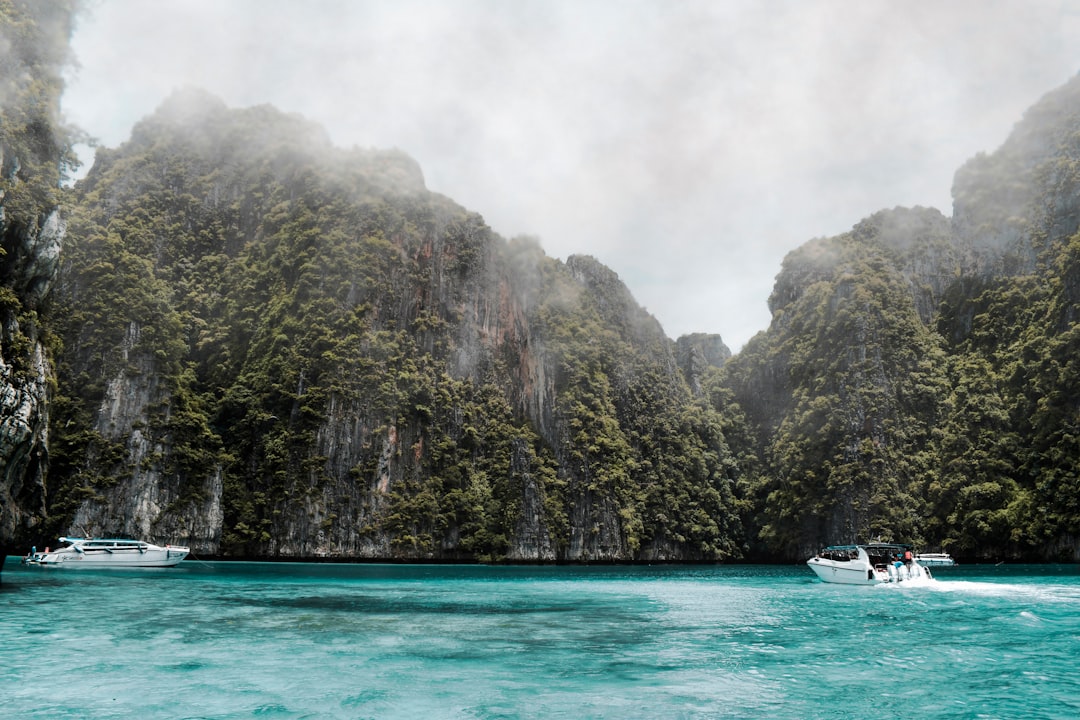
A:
[
  {"xmin": 46, "ymin": 91, "xmax": 740, "ymax": 562},
  {"xmin": 723, "ymin": 73, "xmax": 1080, "ymax": 561},
  {"xmin": 0, "ymin": 208, "xmax": 63, "ymax": 543},
  {"xmin": 675, "ymin": 333, "xmax": 730, "ymax": 397}
]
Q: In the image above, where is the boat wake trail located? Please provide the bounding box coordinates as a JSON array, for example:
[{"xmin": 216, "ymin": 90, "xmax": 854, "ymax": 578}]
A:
[{"xmin": 923, "ymin": 579, "xmax": 1080, "ymax": 604}]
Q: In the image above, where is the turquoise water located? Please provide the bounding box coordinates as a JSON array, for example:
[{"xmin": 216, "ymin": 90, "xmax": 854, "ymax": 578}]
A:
[{"xmin": 2, "ymin": 559, "xmax": 1079, "ymax": 719}]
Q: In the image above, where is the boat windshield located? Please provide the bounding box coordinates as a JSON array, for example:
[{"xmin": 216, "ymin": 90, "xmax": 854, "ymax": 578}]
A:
[
  {"xmin": 818, "ymin": 546, "xmax": 860, "ymax": 562},
  {"xmin": 57, "ymin": 537, "xmax": 148, "ymax": 551},
  {"xmin": 84, "ymin": 540, "xmax": 147, "ymax": 549},
  {"xmin": 864, "ymin": 543, "xmax": 912, "ymax": 567}
]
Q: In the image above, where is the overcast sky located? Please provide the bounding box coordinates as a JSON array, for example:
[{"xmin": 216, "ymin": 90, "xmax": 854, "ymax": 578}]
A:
[{"xmin": 62, "ymin": 0, "xmax": 1080, "ymax": 351}]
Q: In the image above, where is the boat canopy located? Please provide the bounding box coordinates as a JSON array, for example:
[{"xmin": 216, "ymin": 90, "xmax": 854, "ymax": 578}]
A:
[
  {"xmin": 819, "ymin": 543, "xmax": 913, "ymax": 552},
  {"xmin": 817, "ymin": 543, "xmax": 914, "ymax": 563}
]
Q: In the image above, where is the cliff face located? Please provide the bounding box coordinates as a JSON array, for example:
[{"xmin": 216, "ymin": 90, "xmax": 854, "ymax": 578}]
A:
[
  {"xmin": 64, "ymin": 321, "xmax": 225, "ymax": 549},
  {"xmin": 0, "ymin": 208, "xmax": 63, "ymax": 543},
  {"xmin": 726, "ymin": 225, "xmax": 949, "ymax": 558},
  {"xmin": 46, "ymin": 90, "xmax": 739, "ymax": 562},
  {"xmin": 723, "ymin": 74, "xmax": 1080, "ymax": 561},
  {"xmin": 0, "ymin": 0, "xmax": 78, "ymax": 561}
]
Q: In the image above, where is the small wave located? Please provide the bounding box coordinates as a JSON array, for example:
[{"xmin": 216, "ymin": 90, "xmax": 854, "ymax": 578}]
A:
[{"xmin": 1017, "ymin": 610, "xmax": 1043, "ymax": 624}]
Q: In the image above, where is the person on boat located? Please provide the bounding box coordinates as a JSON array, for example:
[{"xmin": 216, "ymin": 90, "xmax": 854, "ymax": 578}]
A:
[{"xmin": 903, "ymin": 549, "xmax": 913, "ymax": 566}]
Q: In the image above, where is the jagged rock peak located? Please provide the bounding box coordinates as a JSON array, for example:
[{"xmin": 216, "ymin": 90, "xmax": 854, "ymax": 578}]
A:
[
  {"xmin": 125, "ymin": 86, "xmax": 328, "ymax": 156},
  {"xmin": 989, "ymin": 72, "xmax": 1080, "ymax": 170},
  {"xmin": 565, "ymin": 253, "xmax": 624, "ymax": 292},
  {"xmin": 675, "ymin": 333, "xmax": 730, "ymax": 396},
  {"xmin": 104, "ymin": 87, "xmax": 427, "ymax": 196},
  {"xmin": 565, "ymin": 254, "xmax": 668, "ymax": 344},
  {"xmin": 675, "ymin": 333, "xmax": 730, "ymax": 369},
  {"xmin": 851, "ymin": 206, "xmax": 952, "ymax": 255},
  {"xmin": 767, "ymin": 234, "xmax": 846, "ymax": 317},
  {"xmin": 768, "ymin": 205, "xmax": 967, "ymax": 327}
]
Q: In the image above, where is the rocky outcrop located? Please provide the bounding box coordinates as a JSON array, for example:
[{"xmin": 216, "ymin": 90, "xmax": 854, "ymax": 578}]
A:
[
  {"xmin": 0, "ymin": 204, "xmax": 62, "ymax": 553},
  {"xmin": 769, "ymin": 206, "xmax": 966, "ymax": 330},
  {"xmin": 1, "ymin": 208, "xmax": 65, "ymax": 309},
  {"xmin": 723, "ymin": 73, "xmax": 1080, "ymax": 562},
  {"xmin": 0, "ymin": 317, "xmax": 51, "ymax": 542},
  {"xmin": 0, "ymin": 1, "xmax": 79, "ymax": 567},
  {"xmin": 675, "ymin": 333, "xmax": 731, "ymax": 396},
  {"xmin": 850, "ymin": 207, "xmax": 967, "ymax": 325}
]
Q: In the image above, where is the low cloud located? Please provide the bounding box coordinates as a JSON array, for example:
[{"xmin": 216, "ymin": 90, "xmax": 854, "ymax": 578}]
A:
[{"xmin": 63, "ymin": 0, "xmax": 1080, "ymax": 350}]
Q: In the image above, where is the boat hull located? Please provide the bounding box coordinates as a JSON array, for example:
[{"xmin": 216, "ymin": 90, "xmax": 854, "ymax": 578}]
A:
[
  {"xmin": 31, "ymin": 550, "xmax": 188, "ymax": 568},
  {"xmin": 806, "ymin": 557, "xmax": 881, "ymax": 585}
]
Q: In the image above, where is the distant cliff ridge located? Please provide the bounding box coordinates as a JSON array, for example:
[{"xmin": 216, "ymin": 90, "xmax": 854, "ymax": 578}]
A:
[{"xmin": 675, "ymin": 333, "xmax": 731, "ymax": 397}]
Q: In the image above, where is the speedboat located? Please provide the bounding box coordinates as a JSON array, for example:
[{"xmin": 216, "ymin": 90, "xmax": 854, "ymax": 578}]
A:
[
  {"xmin": 24, "ymin": 537, "xmax": 189, "ymax": 568},
  {"xmin": 915, "ymin": 552, "xmax": 956, "ymax": 567},
  {"xmin": 806, "ymin": 543, "xmax": 932, "ymax": 585}
]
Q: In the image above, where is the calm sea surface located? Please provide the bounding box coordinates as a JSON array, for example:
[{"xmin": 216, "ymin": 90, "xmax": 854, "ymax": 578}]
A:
[{"xmin": 2, "ymin": 558, "xmax": 1078, "ymax": 719}]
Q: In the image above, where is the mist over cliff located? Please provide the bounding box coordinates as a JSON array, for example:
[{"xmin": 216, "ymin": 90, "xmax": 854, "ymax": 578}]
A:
[{"xmin": 5, "ymin": 4, "xmax": 1080, "ymax": 565}]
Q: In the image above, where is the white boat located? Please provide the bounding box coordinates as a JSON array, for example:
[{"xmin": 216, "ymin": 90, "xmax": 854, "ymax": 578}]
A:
[
  {"xmin": 24, "ymin": 537, "xmax": 189, "ymax": 568},
  {"xmin": 806, "ymin": 543, "xmax": 932, "ymax": 585},
  {"xmin": 915, "ymin": 552, "xmax": 956, "ymax": 567}
]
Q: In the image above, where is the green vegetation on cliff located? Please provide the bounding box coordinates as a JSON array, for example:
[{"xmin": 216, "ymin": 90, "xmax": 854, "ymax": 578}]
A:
[
  {"xmin": 719, "ymin": 231, "xmax": 949, "ymax": 558},
  {"xmin": 46, "ymin": 90, "xmax": 740, "ymax": 561},
  {"xmin": 720, "ymin": 78, "xmax": 1080, "ymax": 561},
  {"xmin": 0, "ymin": 0, "xmax": 80, "ymax": 225}
]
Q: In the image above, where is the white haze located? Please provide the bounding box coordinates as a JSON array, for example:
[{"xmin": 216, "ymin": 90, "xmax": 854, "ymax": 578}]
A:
[{"xmin": 62, "ymin": 0, "xmax": 1080, "ymax": 351}]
